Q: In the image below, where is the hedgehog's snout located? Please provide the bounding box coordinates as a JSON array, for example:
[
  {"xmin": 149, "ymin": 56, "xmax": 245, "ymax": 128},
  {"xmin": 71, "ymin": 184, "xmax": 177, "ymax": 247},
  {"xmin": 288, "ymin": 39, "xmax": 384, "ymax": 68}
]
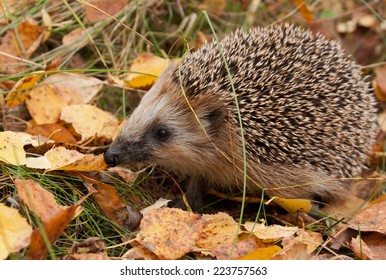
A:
[{"xmin": 104, "ymin": 149, "xmax": 120, "ymax": 167}]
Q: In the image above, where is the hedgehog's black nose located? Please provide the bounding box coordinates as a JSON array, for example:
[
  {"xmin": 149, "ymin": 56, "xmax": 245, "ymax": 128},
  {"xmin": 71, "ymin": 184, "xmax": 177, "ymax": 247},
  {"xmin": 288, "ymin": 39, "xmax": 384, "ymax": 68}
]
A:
[{"xmin": 104, "ymin": 150, "xmax": 120, "ymax": 167}]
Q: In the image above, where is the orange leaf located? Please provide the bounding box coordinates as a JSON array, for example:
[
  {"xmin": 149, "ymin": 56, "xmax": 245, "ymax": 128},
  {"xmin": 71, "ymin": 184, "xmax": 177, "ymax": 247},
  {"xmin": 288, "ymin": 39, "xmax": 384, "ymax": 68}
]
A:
[{"xmin": 27, "ymin": 204, "xmax": 79, "ymax": 259}]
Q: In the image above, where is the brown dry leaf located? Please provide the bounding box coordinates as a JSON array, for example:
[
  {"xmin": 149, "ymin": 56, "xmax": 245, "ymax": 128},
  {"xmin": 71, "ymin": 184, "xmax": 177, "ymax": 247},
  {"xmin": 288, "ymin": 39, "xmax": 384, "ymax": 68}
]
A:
[
  {"xmin": 44, "ymin": 146, "xmax": 107, "ymax": 171},
  {"xmin": 198, "ymin": 0, "xmax": 226, "ymax": 17},
  {"xmin": 62, "ymin": 27, "xmax": 84, "ymax": 46},
  {"xmin": 194, "ymin": 31, "xmax": 207, "ymax": 50},
  {"xmin": 211, "ymin": 237, "xmax": 260, "ymax": 260},
  {"xmin": 378, "ymin": 111, "xmax": 386, "ymax": 132},
  {"xmin": 15, "ymin": 178, "xmax": 65, "ymax": 223},
  {"xmin": 0, "ymin": 203, "xmax": 33, "ymax": 260},
  {"xmin": 41, "ymin": 73, "xmax": 103, "ymax": 103},
  {"xmin": 28, "ymin": 204, "xmax": 79, "ymax": 259},
  {"xmin": 136, "ymin": 208, "xmax": 202, "ymax": 260},
  {"xmin": 107, "ymin": 166, "xmax": 137, "ymax": 183},
  {"xmin": 374, "ymin": 65, "xmax": 386, "ymax": 102},
  {"xmin": 196, "ymin": 212, "xmax": 239, "ymax": 249},
  {"xmin": 83, "ymin": 176, "xmax": 141, "ymax": 230},
  {"xmin": 66, "ymin": 237, "xmax": 110, "ymax": 260},
  {"xmin": 25, "ymin": 123, "xmax": 77, "ymax": 144},
  {"xmin": 0, "ymin": 19, "xmax": 44, "ymax": 73},
  {"xmin": 292, "ymin": 0, "xmax": 314, "ymax": 22},
  {"xmin": 238, "ymin": 245, "xmax": 282, "ymax": 260},
  {"xmin": 271, "ymin": 196, "xmax": 312, "ymax": 212},
  {"xmin": 270, "ymin": 242, "xmax": 311, "ymax": 260},
  {"xmin": 68, "ymin": 253, "xmax": 110, "ymax": 260},
  {"xmin": 60, "ymin": 104, "xmax": 119, "ymax": 141},
  {"xmin": 351, "ymin": 234, "xmax": 386, "ymax": 260},
  {"xmin": 0, "ymin": 131, "xmax": 33, "ymax": 165},
  {"xmin": 348, "ymin": 198, "xmax": 386, "ymax": 235},
  {"xmin": 26, "ymin": 84, "xmax": 83, "ymax": 125},
  {"xmin": 281, "ymin": 229, "xmax": 323, "ymax": 254},
  {"xmin": 84, "ymin": 0, "xmax": 128, "ymax": 23},
  {"xmin": 5, "ymin": 73, "xmax": 43, "ymax": 108},
  {"xmin": 322, "ymin": 195, "xmax": 368, "ymax": 220},
  {"xmin": 125, "ymin": 53, "xmax": 169, "ymax": 90},
  {"xmin": 244, "ymin": 221, "xmax": 298, "ymax": 242},
  {"xmin": 122, "ymin": 244, "xmax": 159, "ymax": 260}
]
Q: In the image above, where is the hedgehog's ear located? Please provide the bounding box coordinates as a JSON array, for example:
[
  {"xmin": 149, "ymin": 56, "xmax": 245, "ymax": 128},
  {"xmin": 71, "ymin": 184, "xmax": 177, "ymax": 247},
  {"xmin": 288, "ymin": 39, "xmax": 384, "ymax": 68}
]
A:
[{"xmin": 201, "ymin": 107, "xmax": 227, "ymax": 131}]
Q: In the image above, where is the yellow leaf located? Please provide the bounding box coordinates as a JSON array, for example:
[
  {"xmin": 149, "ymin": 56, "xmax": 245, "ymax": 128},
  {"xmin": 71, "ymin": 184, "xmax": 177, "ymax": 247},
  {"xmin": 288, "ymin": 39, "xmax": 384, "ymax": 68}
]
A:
[
  {"xmin": 41, "ymin": 8, "xmax": 52, "ymax": 42},
  {"xmin": 60, "ymin": 104, "xmax": 119, "ymax": 141},
  {"xmin": 196, "ymin": 212, "xmax": 239, "ymax": 249},
  {"xmin": 272, "ymin": 196, "xmax": 312, "ymax": 212},
  {"xmin": 244, "ymin": 221, "xmax": 298, "ymax": 242},
  {"xmin": 238, "ymin": 245, "xmax": 281, "ymax": 260},
  {"xmin": 5, "ymin": 73, "xmax": 43, "ymax": 108},
  {"xmin": 0, "ymin": 131, "xmax": 32, "ymax": 165},
  {"xmin": 136, "ymin": 208, "xmax": 201, "ymax": 260},
  {"xmin": 0, "ymin": 203, "xmax": 33, "ymax": 260},
  {"xmin": 44, "ymin": 147, "xmax": 107, "ymax": 171},
  {"xmin": 26, "ymin": 84, "xmax": 83, "ymax": 125},
  {"xmin": 41, "ymin": 73, "xmax": 103, "ymax": 103},
  {"xmin": 125, "ymin": 53, "xmax": 169, "ymax": 89}
]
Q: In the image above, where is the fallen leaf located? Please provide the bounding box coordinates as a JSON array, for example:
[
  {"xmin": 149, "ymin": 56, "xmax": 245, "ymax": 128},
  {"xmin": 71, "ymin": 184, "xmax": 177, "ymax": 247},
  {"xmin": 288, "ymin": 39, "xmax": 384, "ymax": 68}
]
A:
[
  {"xmin": 196, "ymin": 212, "xmax": 239, "ymax": 249},
  {"xmin": 84, "ymin": 0, "xmax": 128, "ymax": 23},
  {"xmin": 82, "ymin": 176, "xmax": 142, "ymax": 230},
  {"xmin": 27, "ymin": 204, "xmax": 79, "ymax": 259},
  {"xmin": 25, "ymin": 123, "xmax": 77, "ymax": 144},
  {"xmin": 136, "ymin": 208, "xmax": 202, "ymax": 260},
  {"xmin": 25, "ymin": 156, "xmax": 52, "ymax": 169},
  {"xmin": 107, "ymin": 166, "xmax": 137, "ymax": 183},
  {"xmin": 271, "ymin": 197, "xmax": 312, "ymax": 212},
  {"xmin": 292, "ymin": 0, "xmax": 314, "ymax": 22},
  {"xmin": 322, "ymin": 195, "xmax": 368, "ymax": 220},
  {"xmin": 140, "ymin": 198, "xmax": 170, "ymax": 214},
  {"xmin": 15, "ymin": 178, "xmax": 65, "ymax": 223},
  {"xmin": 5, "ymin": 73, "xmax": 43, "ymax": 108},
  {"xmin": 0, "ymin": 131, "xmax": 33, "ymax": 165},
  {"xmin": 270, "ymin": 242, "xmax": 311, "ymax": 260},
  {"xmin": 44, "ymin": 146, "xmax": 108, "ymax": 171},
  {"xmin": 238, "ymin": 245, "xmax": 281, "ymax": 260},
  {"xmin": 41, "ymin": 8, "xmax": 52, "ymax": 42},
  {"xmin": 351, "ymin": 234, "xmax": 386, "ymax": 260},
  {"xmin": 211, "ymin": 237, "xmax": 260, "ymax": 260},
  {"xmin": 122, "ymin": 244, "xmax": 159, "ymax": 260},
  {"xmin": 281, "ymin": 229, "xmax": 323, "ymax": 254},
  {"xmin": 66, "ymin": 237, "xmax": 110, "ymax": 260},
  {"xmin": 41, "ymin": 73, "xmax": 103, "ymax": 103},
  {"xmin": 198, "ymin": 0, "xmax": 226, "ymax": 17},
  {"xmin": 0, "ymin": 203, "xmax": 33, "ymax": 260},
  {"xmin": 374, "ymin": 65, "xmax": 386, "ymax": 102},
  {"xmin": 348, "ymin": 198, "xmax": 386, "ymax": 235},
  {"xmin": 0, "ymin": 19, "xmax": 44, "ymax": 73},
  {"xmin": 26, "ymin": 84, "xmax": 83, "ymax": 125},
  {"xmin": 60, "ymin": 104, "xmax": 119, "ymax": 141},
  {"xmin": 244, "ymin": 221, "xmax": 298, "ymax": 242},
  {"xmin": 125, "ymin": 53, "xmax": 169, "ymax": 90},
  {"xmin": 62, "ymin": 28, "xmax": 84, "ymax": 46}
]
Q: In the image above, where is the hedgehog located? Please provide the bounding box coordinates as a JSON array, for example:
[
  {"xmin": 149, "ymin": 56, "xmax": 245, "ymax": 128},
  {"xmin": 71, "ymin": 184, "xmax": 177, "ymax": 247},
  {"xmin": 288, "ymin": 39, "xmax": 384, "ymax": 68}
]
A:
[{"xmin": 104, "ymin": 25, "xmax": 378, "ymax": 210}]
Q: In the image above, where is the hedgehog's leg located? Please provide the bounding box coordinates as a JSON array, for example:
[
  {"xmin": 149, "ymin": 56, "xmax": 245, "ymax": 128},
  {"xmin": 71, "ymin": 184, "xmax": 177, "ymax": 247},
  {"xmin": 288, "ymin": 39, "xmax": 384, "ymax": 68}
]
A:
[{"xmin": 169, "ymin": 176, "xmax": 206, "ymax": 211}]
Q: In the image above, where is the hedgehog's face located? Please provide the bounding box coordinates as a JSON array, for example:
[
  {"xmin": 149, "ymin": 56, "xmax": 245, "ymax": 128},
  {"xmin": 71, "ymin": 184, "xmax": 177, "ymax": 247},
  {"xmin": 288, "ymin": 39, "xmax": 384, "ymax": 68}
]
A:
[{"xmin": 104, "ymin": 64, "xmax": 227, "ymax": 175}]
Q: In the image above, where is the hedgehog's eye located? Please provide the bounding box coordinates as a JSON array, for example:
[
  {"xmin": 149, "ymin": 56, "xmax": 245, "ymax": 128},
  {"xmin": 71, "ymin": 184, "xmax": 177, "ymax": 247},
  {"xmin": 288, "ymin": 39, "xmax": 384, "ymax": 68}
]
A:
[{"xmin": 154, "ymin": 126, "xmax": 171, "ymax": 141}]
